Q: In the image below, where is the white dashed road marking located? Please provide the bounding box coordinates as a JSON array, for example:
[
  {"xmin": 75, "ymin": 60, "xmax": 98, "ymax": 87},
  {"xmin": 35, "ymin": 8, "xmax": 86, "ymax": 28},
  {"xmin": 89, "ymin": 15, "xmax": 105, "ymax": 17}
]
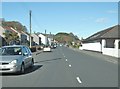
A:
[
  {"xmin": 76, "ymin": 77, "xmax": 82, "ymax": 84},
  {"xmin": 66, "ymin": 59, "xmax": 68, "ymax": 61},
  {"xmin": 69, "ymin": 64, "xmax": 72, "ymax": 67}
]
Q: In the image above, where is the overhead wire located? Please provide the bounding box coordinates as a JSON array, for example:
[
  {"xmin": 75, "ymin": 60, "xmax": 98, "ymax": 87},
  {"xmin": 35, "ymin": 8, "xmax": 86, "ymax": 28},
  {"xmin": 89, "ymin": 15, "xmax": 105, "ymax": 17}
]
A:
[{"xmin": 20, "ymin": 2, "xmax": 45, "ymax": 33}]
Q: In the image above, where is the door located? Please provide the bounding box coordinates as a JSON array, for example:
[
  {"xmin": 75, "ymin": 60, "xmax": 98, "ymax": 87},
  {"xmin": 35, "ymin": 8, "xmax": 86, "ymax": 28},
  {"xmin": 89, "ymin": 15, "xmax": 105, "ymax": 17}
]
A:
[
  {"xmin": 25, "ymin": 46, "xmax": 32, "ymax": 66},
  {"xmin": 22, "ymin": 47, "xmax": 29, "ymax": 68}
]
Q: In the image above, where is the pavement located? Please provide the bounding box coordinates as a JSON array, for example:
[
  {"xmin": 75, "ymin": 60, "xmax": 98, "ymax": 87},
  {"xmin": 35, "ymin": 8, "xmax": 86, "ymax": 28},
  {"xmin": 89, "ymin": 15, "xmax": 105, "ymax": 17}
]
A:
[
  {"xmin": 69, "ymin": 47, "xmax": 118, "ymax": 64},
  {"xmin": 32, "ymin": 50, "xmax": 43, "ymax": 56},
  {"xmin": 1, "ymin": 46, "xmax": 118, "ymax": 87}
]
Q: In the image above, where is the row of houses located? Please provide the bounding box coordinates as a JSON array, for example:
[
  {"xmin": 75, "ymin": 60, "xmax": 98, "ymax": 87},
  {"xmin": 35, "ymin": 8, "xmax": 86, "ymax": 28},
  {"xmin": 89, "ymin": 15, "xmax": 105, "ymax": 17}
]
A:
[
  {"xmin": 80, "ymin": 25, "xmax": 120, "ymax": 58},
  {"xmin": 0, "ymin": 25, "xmax": 54, "ymax": 47}
]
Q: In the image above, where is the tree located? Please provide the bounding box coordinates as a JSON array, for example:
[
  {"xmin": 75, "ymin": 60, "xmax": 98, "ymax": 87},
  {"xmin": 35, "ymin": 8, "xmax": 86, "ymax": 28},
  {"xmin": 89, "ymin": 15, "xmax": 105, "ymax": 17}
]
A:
[
  {"xmin": 3, "ymin": 31, "xmax": 19, "ymax": 45},
  {"xmin": 2, "ymin": 21, "xmax": 28, "ymax": 32}
]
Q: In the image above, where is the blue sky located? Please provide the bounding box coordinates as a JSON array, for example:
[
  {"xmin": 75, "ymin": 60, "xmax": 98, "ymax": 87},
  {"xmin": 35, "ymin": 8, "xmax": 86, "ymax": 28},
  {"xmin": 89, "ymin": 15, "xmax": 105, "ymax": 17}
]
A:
[{"xmin": 1, "ymin": 2, "xmax": 118, "ymax": 39}]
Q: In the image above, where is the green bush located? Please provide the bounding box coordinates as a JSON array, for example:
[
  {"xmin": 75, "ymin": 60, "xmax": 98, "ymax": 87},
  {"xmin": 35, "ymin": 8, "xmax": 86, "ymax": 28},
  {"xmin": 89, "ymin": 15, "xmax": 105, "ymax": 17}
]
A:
[{"xmin": 72, "ymin": 45, "xmax": 80, "ymax": 48}]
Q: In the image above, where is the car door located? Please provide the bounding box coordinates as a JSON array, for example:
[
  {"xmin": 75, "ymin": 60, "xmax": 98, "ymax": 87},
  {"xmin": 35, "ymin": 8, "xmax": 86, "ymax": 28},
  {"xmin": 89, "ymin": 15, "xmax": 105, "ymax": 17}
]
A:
[
  {"xmin": 22, "ymin": 47, "xmax": 29, "ymax": 68},
  {"xmin": 25, "ymin": 46, "xmax": 32, "ymax": 66}
]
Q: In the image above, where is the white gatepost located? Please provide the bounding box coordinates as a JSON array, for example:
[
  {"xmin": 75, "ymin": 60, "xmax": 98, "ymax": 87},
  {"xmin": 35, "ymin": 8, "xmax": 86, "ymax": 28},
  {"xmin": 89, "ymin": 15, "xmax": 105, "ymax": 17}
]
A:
[
  {"xmin": 102, "ymin": 39, "xmax": 106, "ymax": 52},
  {"xmin": 115, "ymin": 39, "xmax": 120, "ymax": 58},
  {"xmin": 114, "ymin": 39, "xmax": 119, "ymax": 49},
  {"xmin": 114, "ymin": 39, "xmax": 119, "ymax": 58}
]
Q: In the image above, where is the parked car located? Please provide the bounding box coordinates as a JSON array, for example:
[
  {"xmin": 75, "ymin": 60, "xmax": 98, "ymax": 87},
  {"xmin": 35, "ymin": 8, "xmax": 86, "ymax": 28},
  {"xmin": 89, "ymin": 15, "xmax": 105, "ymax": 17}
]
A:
[
  {"xmin": 0, "ymin": 45, "xmax": 34, "ymax": 74},
  {"xmin": 51, "ymin": 44, "xmax": 57, "ymax": 49},
  {"xmin": 43, "ymin": 45, "xmax": 51, "ymax": 52}
]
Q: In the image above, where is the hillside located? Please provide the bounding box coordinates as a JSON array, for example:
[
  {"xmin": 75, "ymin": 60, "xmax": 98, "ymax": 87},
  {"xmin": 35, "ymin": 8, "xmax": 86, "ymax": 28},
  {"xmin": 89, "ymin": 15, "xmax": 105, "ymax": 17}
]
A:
[{"xmin": 54, "ymin": 32, "xmax": 80, "ymax": 45}]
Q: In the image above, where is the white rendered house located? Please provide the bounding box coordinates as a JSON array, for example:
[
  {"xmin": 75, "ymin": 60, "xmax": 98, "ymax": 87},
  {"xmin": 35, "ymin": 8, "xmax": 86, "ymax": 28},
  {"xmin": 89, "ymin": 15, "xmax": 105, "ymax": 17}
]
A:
[{"xmin": 80, "ymin": 25, "xmax": 120, "ymax": 58}]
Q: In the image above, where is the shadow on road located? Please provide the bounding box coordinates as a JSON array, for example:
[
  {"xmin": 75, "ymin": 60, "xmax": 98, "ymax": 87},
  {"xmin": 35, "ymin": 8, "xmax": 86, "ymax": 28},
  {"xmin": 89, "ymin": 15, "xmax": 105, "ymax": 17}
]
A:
[
  {"xmin": 35, "ymin": 58, "xmax": 62, "ymax": 63},
  {"xmin": 24, "ymin": 64, "xmax": 43, "ymax": 75},
  {"xmin": 1, "ymin": 64, "xmax": 43, "ymax": 76}
]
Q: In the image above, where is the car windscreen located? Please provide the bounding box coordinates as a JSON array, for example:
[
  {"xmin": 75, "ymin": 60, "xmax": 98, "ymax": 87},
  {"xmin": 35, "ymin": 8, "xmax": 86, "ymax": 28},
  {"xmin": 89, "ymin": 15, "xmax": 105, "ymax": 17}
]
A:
[{"xmin": 0, "ymin": 47, "xmax": 22, "ymax": 56}]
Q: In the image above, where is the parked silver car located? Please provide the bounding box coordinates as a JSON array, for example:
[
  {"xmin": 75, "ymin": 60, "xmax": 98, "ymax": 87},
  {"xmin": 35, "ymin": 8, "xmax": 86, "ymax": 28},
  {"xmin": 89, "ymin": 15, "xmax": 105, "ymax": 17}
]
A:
[{"xmin": 0, "ymin": 45, "xmax": 34, "ymax": 74}]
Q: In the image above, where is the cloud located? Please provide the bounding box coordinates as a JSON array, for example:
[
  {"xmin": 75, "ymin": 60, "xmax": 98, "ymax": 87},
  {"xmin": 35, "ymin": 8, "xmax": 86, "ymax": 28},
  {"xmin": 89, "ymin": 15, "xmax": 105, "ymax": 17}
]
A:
[
  {"xmin": 96, "ymin": 18, "xmax": 108, "ymax": 23},
  {"xmin": 107, "ymin": 10, "xmax": 118, "ymax": 14}
]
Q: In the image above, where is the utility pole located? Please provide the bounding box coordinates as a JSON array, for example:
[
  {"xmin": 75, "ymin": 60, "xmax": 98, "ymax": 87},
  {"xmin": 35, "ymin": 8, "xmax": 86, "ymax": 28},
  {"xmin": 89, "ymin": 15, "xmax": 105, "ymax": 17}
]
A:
[
  {"xmin": 29, "ymin": 10, "xmax": 32, "ymax": 48},
  {"xmin": 45, "ymin": 29, "xmax": 47, "ymax": 45},
  {"xmin": 45, "ymin": 29, "xmax": 46, "ymax": 35}
]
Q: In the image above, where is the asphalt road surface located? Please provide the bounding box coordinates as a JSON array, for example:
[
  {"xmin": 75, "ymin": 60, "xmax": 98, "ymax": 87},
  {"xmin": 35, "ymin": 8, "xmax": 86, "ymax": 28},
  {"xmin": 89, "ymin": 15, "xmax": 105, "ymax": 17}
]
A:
[{"xmin": 1, "ymin": 46, "xmax": 118, "ymax": 87}]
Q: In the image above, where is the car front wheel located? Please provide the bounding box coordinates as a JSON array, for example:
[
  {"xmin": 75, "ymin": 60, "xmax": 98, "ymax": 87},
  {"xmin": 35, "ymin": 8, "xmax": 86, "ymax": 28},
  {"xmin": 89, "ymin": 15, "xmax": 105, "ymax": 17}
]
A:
[
  {"xmin": 30, "ymin": 59, "xmax": 34, "ymax": 68},
  {"xmin": 20, "ymin": 64, "xmax": 25, "ymax": 74}
]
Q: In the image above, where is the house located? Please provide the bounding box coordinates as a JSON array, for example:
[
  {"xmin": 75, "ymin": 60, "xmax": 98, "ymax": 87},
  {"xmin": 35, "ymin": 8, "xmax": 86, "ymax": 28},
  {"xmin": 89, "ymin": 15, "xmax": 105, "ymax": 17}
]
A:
[
  {"xmin": 80, "ymin": 25, "xmax": 120, "ymax": 58},
  {"xmin": 31, "ymin": 33, "xmax": 41, "ymax": 46},
  {"xmin": 0, "ymin": 26, "xmax": 30, "ymax": 46},
  {"xmin": 47, "ymin": 34, "xmax": 54, "ymax": 46},
  {"xmin": 0, "ymin": 26, "xmax": 6, "ymax": 46},
  {"xmin": 38, "ymin": 33, "xmax": 48, "ymax": 45},
  {"xmin": 0, "ymin": 26, "xmax": 19, "ymax": 45},
  {"xmin": 21, "ymin": 31, "xmax": 30, "ymax": 46},
  {"xmin": 10, "ymin": 27, "xmax": 27, "ymax": 45}
]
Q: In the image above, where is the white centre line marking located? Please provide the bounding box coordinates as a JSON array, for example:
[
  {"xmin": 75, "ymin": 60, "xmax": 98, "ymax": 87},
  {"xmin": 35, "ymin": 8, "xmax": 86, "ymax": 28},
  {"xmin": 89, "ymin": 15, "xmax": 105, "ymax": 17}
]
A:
[
  {"xmin": 69, "ymin": 64, "xmax": 71, "ymax": 67},
  {"xmin": 76, "ymin": 77, "xmax": 82, "ymax": 84},
  {"xmin": 66, "ymin": 59, "xmax": 68, "ymax": 61}
]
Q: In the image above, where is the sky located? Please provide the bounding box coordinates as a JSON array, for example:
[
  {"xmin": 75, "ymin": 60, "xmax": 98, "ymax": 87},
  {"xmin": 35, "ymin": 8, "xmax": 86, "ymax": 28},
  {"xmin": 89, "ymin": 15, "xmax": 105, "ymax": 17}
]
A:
[{"xmin": 1, "ymin": 2, "xmax": 118, "ymax": 39}]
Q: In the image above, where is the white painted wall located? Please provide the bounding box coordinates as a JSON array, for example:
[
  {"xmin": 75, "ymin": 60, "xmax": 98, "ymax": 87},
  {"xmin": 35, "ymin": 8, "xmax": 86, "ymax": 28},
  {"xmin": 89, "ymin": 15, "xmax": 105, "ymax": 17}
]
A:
[
  {"xmin": 80, "ymin": 42, "xmax": 101, "ymax": 52},
  {"xmin": 0, "ymin": 26, "xmax": 5, "ymax": 37},
  {"xmin": 118, "ymin": 50, "xmax": 120, "ymax": 58},
  {"xmin": 31, "ymin": 34, "xmax": 40, "ymax": 45},
  {"xmin": 102, "ymin": 48, "xmax": 120, "ymax": 58},
  {"xmin": 102, "ymin": 39, "xmax": 120, "ymax": 58},
  {"xmin": 48, "ymin": 37, "xmax": 52, "ymax": 46},
  {"xmin": 38, "ymin": 34, "xmax": 47, "ymax": 45},
  {"xmin": 80, "ymin": 39, "xmax": 120, "ymax": 58}
]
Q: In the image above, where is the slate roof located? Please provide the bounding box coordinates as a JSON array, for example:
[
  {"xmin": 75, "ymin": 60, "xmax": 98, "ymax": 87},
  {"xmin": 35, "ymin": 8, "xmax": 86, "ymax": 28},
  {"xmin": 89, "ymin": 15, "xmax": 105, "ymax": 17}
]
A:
[
  {"xmin": 3, "ymin": 26, "xmax": 17, "ymax": 33},
  {"xmin": 83, "ymin": 25, "xmax": 120, "ymax": 43}
]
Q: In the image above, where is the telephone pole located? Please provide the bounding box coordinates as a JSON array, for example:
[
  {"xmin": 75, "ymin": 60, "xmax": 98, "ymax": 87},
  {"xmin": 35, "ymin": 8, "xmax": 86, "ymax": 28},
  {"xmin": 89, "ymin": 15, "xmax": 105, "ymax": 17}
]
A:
[
  {"xmin": 45, "ymin": 29, "xmax": 46, "ymax": 35},
  {"xmin": 29, "ymin": 10, "xmax": 32, "ymax": 48}
]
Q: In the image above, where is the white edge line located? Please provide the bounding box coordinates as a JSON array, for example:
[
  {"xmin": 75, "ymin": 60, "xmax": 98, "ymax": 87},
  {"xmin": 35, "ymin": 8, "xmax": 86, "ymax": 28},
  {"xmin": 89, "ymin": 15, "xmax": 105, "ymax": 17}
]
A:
[{"xmin": 76, "ymin": 77, "xmax": 82, "ymax": 84}]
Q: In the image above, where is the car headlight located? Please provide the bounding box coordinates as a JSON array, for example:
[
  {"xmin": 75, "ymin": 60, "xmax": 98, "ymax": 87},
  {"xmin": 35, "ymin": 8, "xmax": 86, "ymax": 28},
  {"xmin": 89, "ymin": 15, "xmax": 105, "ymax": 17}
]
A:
[{"xmin": 10, "ymin": 60, "xmax": 17, "ymax": 65}]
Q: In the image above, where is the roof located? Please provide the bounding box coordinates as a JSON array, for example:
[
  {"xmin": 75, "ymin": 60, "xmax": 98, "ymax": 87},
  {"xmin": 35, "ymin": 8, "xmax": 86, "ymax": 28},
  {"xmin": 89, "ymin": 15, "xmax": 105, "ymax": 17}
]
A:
[
  {"xmin": 101, "ymin": 25, "xmax": 120, "ymax": 38},
  {"xmin": 31, "ymin": 33, "xmax": 40, "ymax": 38},
  {"xmin": 3, "ymin": 26, "xmax": 17, "ymax": 34},
  {"xmin": 83, "ymin": 25, "xmax": 120, "ymax": 43},
  {"xmin": 36, "ymin": 32, "xmax": 54, "ymax": 37}
]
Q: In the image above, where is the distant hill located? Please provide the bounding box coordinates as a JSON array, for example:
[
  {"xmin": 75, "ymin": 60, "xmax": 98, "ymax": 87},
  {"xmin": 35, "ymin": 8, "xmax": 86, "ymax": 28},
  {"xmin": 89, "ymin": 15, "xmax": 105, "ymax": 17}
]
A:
[{"xmin": 54, "ymin": 32, "xmax": 80, "ymax": 45}]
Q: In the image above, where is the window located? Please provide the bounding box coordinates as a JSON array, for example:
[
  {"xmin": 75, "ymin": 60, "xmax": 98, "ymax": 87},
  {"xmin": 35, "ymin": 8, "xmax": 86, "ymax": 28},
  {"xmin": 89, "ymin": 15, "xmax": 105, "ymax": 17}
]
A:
[
  {"xmin": 25, "ymin": 46, "xmax": 32, "ymax": 55},
  {"xmin": 105, "ymin": 39, "xmax": 115, "ymax": 48},
  {"xmin": 0, "ymin": 47, "xmax": 22, "ymax": 55},
  {"xmin": 22, "ymin": 47, "xmax": 28, "ymax": 54}
]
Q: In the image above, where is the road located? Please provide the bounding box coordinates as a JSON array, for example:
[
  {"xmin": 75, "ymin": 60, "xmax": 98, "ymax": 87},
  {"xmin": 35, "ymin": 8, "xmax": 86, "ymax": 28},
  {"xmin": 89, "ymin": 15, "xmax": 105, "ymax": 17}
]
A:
[{"xmin": 1, "ymin": 46, "xmax": 118, "ymax": 87}]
